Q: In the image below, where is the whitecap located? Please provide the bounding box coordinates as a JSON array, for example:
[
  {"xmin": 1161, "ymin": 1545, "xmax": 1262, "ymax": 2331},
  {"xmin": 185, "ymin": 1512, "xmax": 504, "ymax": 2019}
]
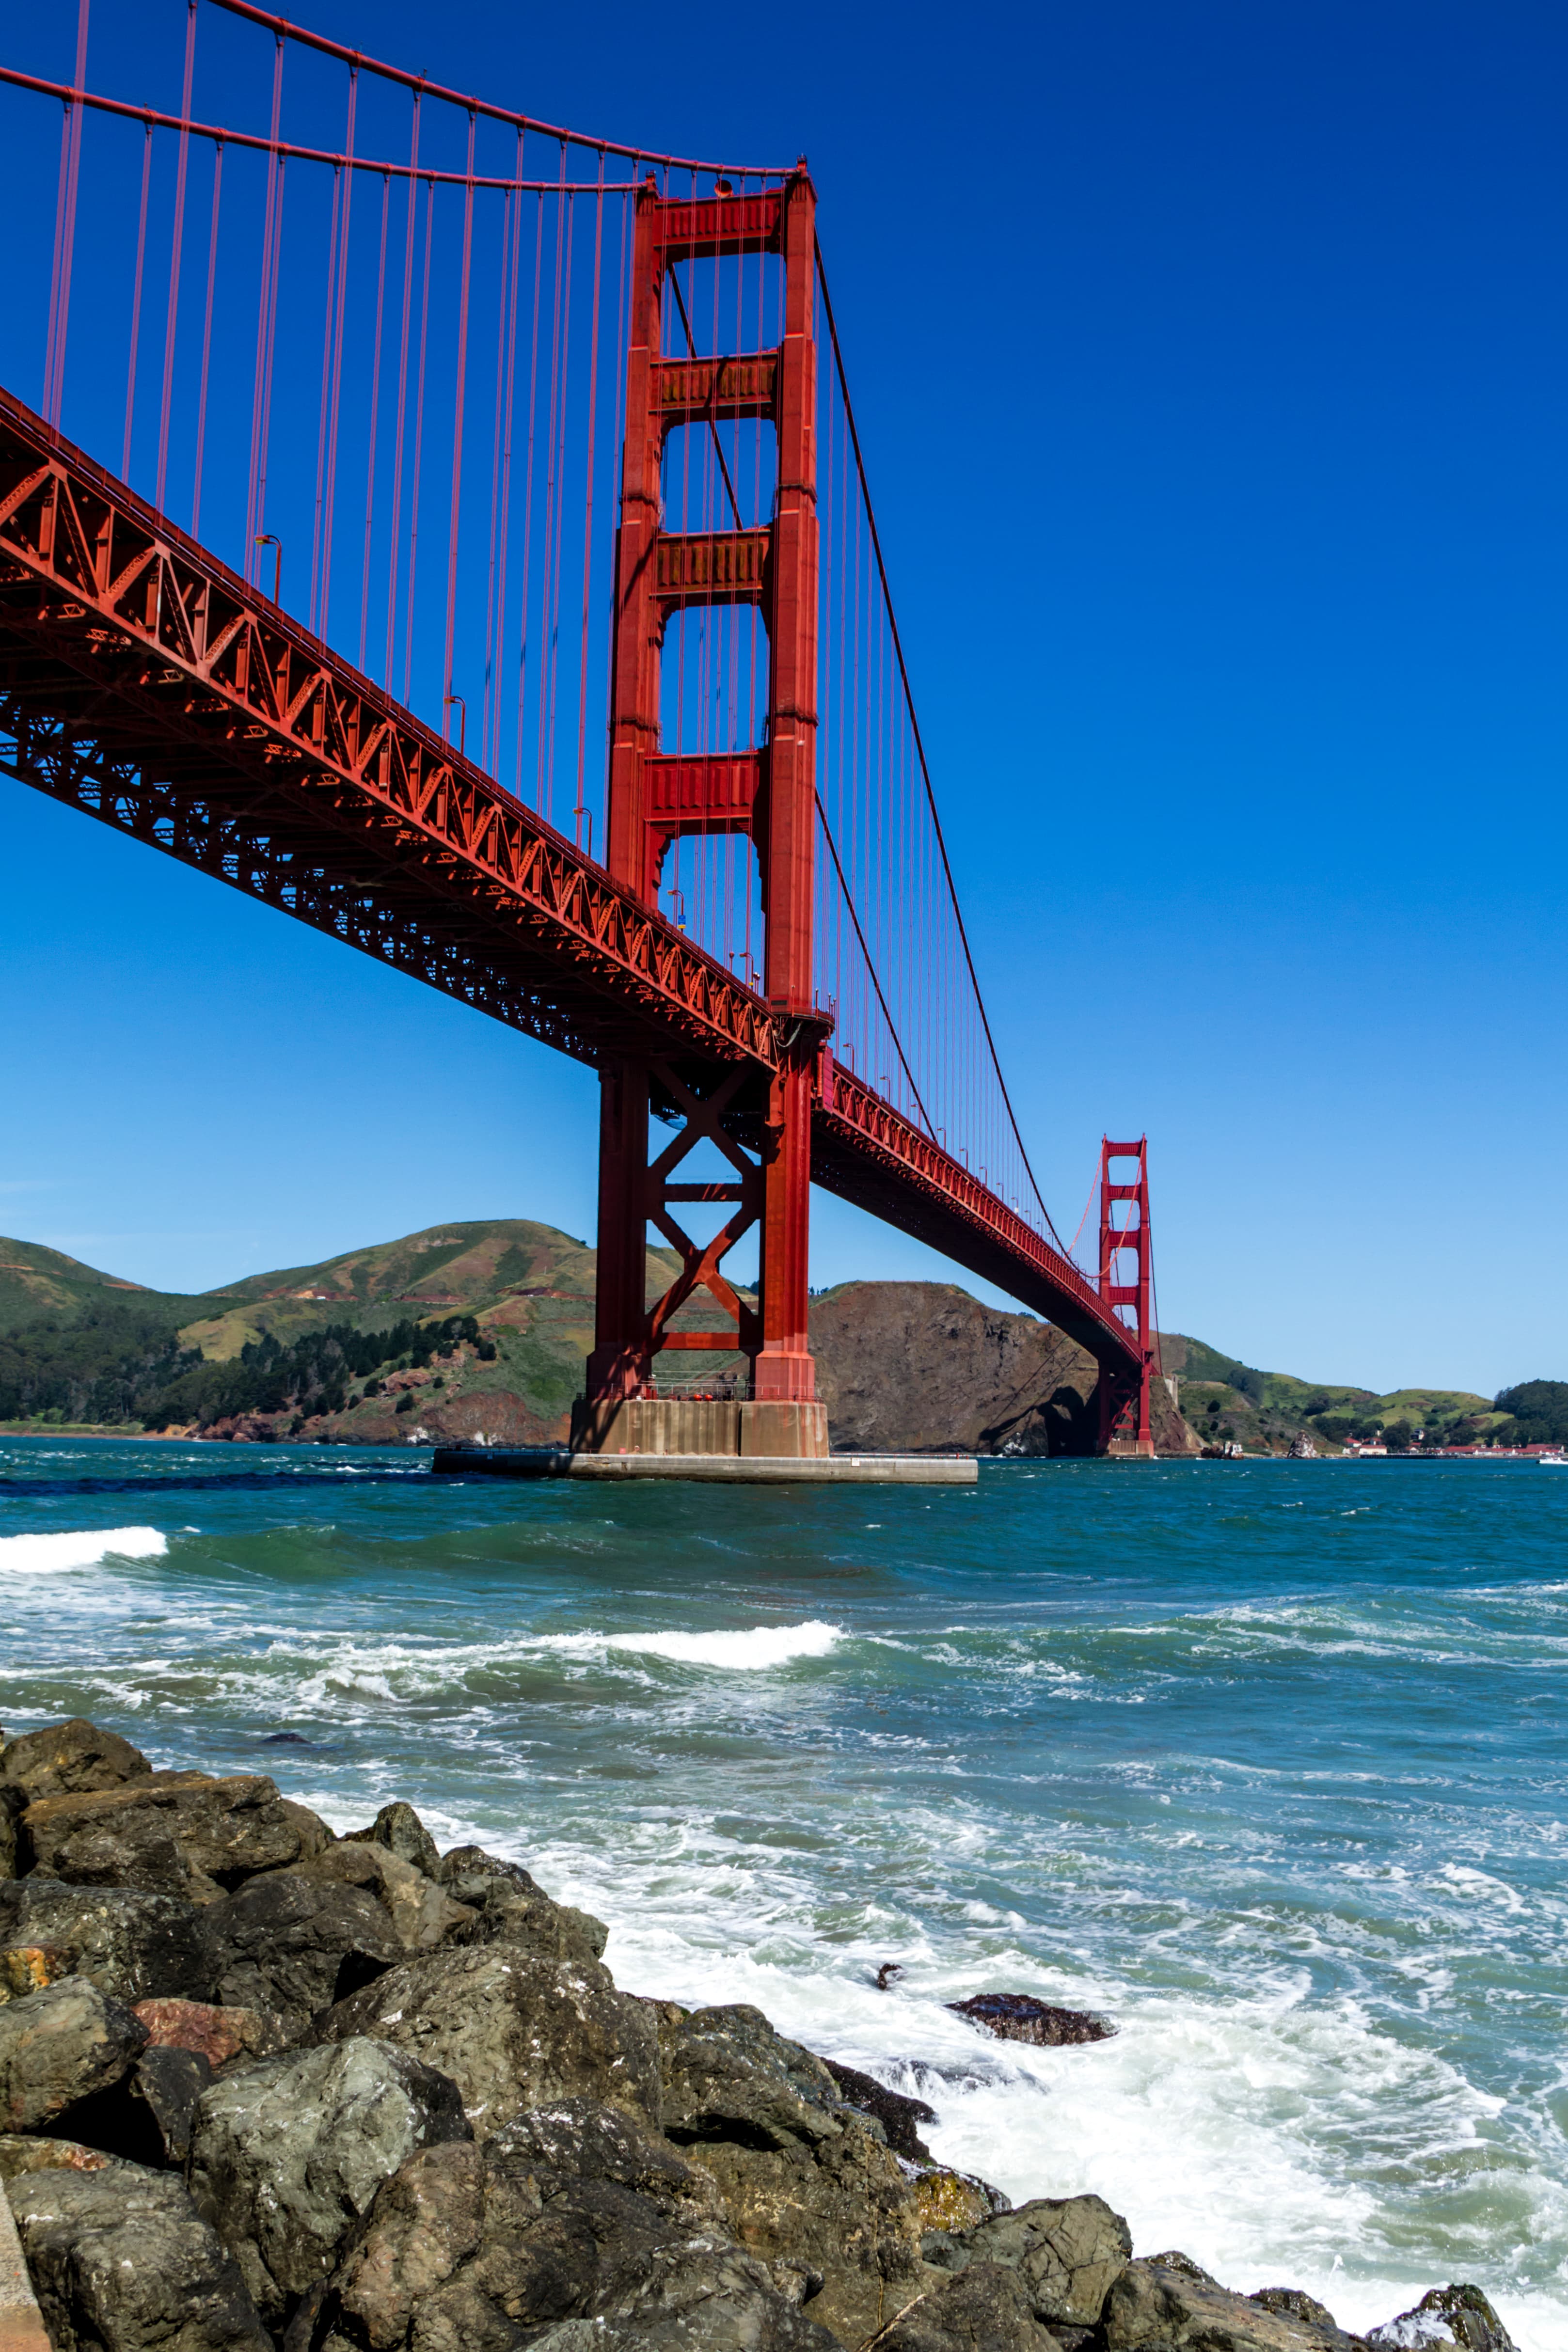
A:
[
  {"xmin": 0, "ymin": 1526, "xmax": 167, "ymax": 1575},
  {"xmin": 602, "ymin": 1620, "xmax": 841, "ymax": 1670}
]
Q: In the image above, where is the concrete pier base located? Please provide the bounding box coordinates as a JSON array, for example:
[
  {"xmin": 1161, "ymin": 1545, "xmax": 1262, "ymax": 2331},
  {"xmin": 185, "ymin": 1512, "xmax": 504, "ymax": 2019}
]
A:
[
  {"xmin": 568, "ymin": 1396, "xmax": 830, "ymax": 1461},
  {"xmin": 432, "ymin": 1446, "xmax": 976, "ymax": 1485}
]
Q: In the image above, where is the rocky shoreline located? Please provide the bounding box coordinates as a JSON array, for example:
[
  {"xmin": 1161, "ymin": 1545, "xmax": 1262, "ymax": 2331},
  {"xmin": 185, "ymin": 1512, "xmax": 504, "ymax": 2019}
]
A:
[{"xmin": 0, "ymin": 1719, "xmax": 1518, "ymax": 2352}]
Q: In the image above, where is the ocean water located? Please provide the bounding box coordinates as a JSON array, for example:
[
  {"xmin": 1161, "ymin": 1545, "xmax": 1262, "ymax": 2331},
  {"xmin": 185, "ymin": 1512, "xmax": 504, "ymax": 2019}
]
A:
[{"xmin": 1, "ymin": 1438, "xmax": 1565, "ymax": 2347}]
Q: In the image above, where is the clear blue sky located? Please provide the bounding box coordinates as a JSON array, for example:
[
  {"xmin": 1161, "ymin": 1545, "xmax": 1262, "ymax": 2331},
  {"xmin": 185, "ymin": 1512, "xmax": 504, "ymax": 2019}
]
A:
[{"xmin": 2, "ymin": 0, "xmax": 1564, "ymax": 1396}]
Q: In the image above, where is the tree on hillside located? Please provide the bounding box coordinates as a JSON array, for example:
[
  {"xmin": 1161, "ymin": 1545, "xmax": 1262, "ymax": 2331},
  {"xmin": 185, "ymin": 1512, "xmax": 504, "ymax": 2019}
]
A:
[{"xmin": 1493, "ymin": 1381, "xmax": 1568, "ymax": 1444}]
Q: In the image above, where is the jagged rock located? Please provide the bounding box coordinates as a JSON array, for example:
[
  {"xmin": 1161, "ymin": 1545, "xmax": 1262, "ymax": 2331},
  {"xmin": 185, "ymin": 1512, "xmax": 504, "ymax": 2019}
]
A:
[
  {"xmin": 435, "ymin": 1841, "xmax": 610, "ymax": 1963},
  {"xmin": 1367, "ymin": 2288, "xmax": 1517, "ymax": 2352},
  {"xmin": 132, "ymin": 1998, "xmax": 285, "ymax": 2072},
  {"xmin": 687, "ymin": 2109, "xmax": 929, "ymax": 2346},
  {"xmin": 0, "ymin": 1881, "xmax": 213, "ymax": 2005},
  {"xmin": 20, "ymin": 1773, "xmax": 333, "ymax": 1902},
  {"xmin": 657, "ymin": 2002, "xmax": 931, "ymax": 2343},
  {"xmin": 438, "ymin": 1842, "xmax": 540, "ymax": 1900},
  {"xmin": 9, "ymin": 2160, "xmax": 271, "ymax": 2352},
  {"xmin": 824, "ymin": 2057, "xmax": 937, "ymax": 2162},
  {"xmin": 0, "ymin": 1785, "xmax": 24, "ymax": 1878},
  {"xmin": 661, "ymin": 2004, "xmax": 846, "ymax": 2149},
  {"xmin": 928, "ymin": 2196, "xmax": 1131, "ymax": 2327},
  {"xmin": 203, "ymin": 1870, "xmax": 401, "ymax": 2037},
  {"xmin": 291, "ymin": 1840, "xmax": 475, "ymax": 1954},
  {"xmin": 537, "ymin": 2241, "xmax": 846, "ymax": 2352},
  {"xmin": 187, "ymin": 2036, "xmax": 470, "ymax": 2330},
  {"xmin": 0, "ymin": 1979, "xmax": 147, "ymax": 2133},
  {"xmin": 452, "ymin": 1870, "xmax": 610, "ymax": 1964},
  {"xmin": 1254, "ymin": 2292, "xmax": 1347, "ymax": 2334},
  {"xmin": 0, "ymin": 2136, "xmax": 124, "ymax": 2180},
  {"xmin": 309, "ymin": 1944, "xmax": 662, "ymax": 2133},
  {"xmin": 49, "ymin": 2041, "xmax": 215, "ymax": 2170},
  {"xmin": 346, "ymin": 1800, "xmax": 443, "ymax": 1879},
  {"xmin": 292, "ymin": 2106, "xmax": 831, "ymax": 2352},
  {"xmin": 872, "ymin": 2262, "xmax": 1067, "ymax": 2352},
  {"xmin": 911, "ymin": 2171, "xmax": 1007, "ymax": 2236},
  {"xmin": 1105, "ymin": 2257, "xmax": 1364, "ymax": 2352},
  {"xmin": 0, "ymin": 1720, "xmax": 151, "ymax": 1802},
  {"xmin": 947, "ymin": 1996, "xmax": 1113, "ymax": 2048}
]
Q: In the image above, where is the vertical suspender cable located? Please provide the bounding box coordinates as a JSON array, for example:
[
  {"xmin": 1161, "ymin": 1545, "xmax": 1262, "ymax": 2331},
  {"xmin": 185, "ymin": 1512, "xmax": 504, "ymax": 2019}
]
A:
[
  {"xmin": 310, "ymin": 163, "xmax": 343, "ymax": 628},
  {"xmin": 358, "ymin": 172, "xmax": 391, "ymax": 673},
  {"xmin": 190, "ymin": 141, "xmax": 223, "ymax": 538},
  {"xmin": 154, "ymin": 0, "xmax": 196, "ymax": 515},
  {"xmin": 490, "ymin": 132, "xmax": 525, "ymax": 773},
  {"xmin": 442, "ymin": 110, "xmax": 477, "ymax": 729},
  {"xmin": 572, "ymin": 152, "xmax": 606, "ymax": 847},
  {"xmin": 483, "ymin": 180, "xmax": 516, "ymax": 772},
  {"xmin": 401, "ymin": 174, "xmax": 434, "ymax": 705},
  {"xmin": 319, "ymin": 66, "xmax": 358, "ymax": 636},
  {"xmin": 43, "ymin": 0, "xmax": 90, "ymax": 429},
  {"xmin": 384, "ymin": 95, "xmax": 420, "ymax": 686},
  {"xmin": 514, "ymin": 189, "xmax": 545, "ymax": 803},
  {"xmin": 121, "ymin": 121, "xmax": 153, "ymax": 481},
  {"xmin": 245, "ymin": 36, "xmax": 285, "ymax": 584}
]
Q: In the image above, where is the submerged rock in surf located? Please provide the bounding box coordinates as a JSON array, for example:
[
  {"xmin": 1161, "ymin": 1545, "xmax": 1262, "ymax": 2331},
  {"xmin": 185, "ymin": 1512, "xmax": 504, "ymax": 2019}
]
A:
[{"xmin": 1367, "ymin": 2289, "xmax": 1517, "ymax": 2352}]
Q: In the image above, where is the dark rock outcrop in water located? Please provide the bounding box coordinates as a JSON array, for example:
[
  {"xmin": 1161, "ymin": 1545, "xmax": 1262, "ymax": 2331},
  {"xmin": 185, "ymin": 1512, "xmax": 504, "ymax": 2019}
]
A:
[
  {"xmin": 0, "ymin": 1717, "xmax": 1525, "ymax": 2352},
  {"xmin": 947, "ymin": 1994, "xmax": 1114, "ymax": 2047}
]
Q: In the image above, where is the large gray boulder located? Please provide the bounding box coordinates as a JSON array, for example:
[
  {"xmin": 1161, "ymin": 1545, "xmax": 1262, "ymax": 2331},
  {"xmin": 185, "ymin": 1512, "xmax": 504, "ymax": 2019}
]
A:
[
  {"xmin": 874, "ymin": 2263, "xmax": 1068, "ymax": 2352},
  {"xmin": 0, "ymin": 1980, "xmax": 147, "ymax": 2134},
  {"xmin": 347, "ymin": 1801, "xmax": 443, "ymax": 1879},
  {"xmin": 927, "ymin": 2195, "xmax": 1131, "ymax": 2327},
  {"xmin": 20, "ymin": 1773, "xmax": 332, "ymax": 1902},
  {"xmin": 0, "ymin": 1720, "xmax": 151, "ymax": 1803},
  {"xmin": 297, "ymin": 2102, "xmax": 831, "ymax": 2352},
  {"xmin": 187, "ymin": 2036, "xmax": 469, "ymax": 2330},
  {"xmin": 661, "ymin": 2004, "xmax": 847, "ymax": 2149},
  {"xmin": 8, "ymin": 2162, "xmax": 270, "ymax": 2352},
  {"xmin": 203, "ymin": 1871, "xmax": 401, "ymax": 2038},
  {"xmin": 1105, "ymin": 2258, "xmax": 1366, "ymax": 2352},
  {"xmin": 288, "ymin": 1841, "xmax": 474, "ymax": 1954},
  {"xmin": 439, "ymin": 1841, "xmax": 609, "ymax": 1964},
  {"xmin": 532, "ymin": 2242, "xmax": 848, "ymax": 2352},
  {"xmin": 657, "ymin": 2002, "xmax": 929, "ymax": 2346},
  {"xmin": 0, "ymin": 1881, "xmax": 213, "ymax": 2006},
  {"xmin": 309, "ymin": 1943, "xmax": 662, "ymax": 2133}
]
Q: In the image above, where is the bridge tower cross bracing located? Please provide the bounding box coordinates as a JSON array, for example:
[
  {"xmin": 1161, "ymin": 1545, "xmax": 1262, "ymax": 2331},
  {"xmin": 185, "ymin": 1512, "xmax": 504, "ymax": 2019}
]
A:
[
  {"xmin": 1096, "ymin": 1137, "xmax": 1156, "ymax": 1457},
  {"xmin": 580, "ymin": 168, "xmax": 828, "ymax": 1456}
]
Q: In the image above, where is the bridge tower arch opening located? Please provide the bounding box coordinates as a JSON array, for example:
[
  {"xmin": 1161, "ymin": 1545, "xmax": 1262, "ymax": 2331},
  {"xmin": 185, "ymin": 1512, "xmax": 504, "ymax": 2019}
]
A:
[
  {"xmin": 1095, "ymin": 1138, "xmax": 1156, "ymax": 1458},
  {"xmin": 577, "ymin": 169, "xmax": 830, "ymax": 1459}
]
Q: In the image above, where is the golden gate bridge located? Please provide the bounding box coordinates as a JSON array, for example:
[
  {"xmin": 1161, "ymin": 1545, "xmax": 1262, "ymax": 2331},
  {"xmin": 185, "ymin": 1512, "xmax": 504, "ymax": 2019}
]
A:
[{"xmin": 0, "ymin": 0, "xmax": 1156, "ymax": 1460}]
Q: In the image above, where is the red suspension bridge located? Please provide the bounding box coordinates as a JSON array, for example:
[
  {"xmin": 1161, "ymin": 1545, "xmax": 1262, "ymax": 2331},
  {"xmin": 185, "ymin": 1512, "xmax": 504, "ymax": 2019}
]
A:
[{"xmin": 0, "ymin": 0, "xmax": 1157, "ymax": 1458}]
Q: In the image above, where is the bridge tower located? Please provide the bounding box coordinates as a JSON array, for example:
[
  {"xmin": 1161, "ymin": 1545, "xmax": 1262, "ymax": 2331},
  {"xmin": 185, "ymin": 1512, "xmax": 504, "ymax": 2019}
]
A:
[
  {"xmin": 1095, "ymin": 1138, "xmax": 1156, "ymax": 1457},
  {"xmin": 576, "ymin": 169, "xmax": 828, "ymax": 1460}
]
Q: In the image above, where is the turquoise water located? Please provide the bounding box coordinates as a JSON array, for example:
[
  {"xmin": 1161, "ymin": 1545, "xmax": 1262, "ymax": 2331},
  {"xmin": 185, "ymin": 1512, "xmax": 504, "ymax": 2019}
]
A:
[{"xmin": 1, "ymin": 1439, "xmax": 1565, "ymax": 2346}]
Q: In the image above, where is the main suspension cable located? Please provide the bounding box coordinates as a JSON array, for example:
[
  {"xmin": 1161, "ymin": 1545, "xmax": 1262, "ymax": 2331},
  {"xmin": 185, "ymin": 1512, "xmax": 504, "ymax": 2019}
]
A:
[{"xmin": 814, "ymin": 235, "xmax": 1069, "ymax": 1255}]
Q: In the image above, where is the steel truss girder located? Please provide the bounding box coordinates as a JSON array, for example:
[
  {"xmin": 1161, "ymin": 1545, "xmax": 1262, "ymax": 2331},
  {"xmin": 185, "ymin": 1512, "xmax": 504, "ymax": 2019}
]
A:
[{"xmin": 0, "ymin": 385, "xmax": 780, "ymax": 1074}]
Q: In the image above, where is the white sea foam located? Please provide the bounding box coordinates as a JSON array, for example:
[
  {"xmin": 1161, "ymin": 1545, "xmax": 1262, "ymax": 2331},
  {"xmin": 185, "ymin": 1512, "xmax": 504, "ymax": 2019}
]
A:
[
  {"xmin": 602, "ymin": 1620, "xmax": 841, "ymax": 1669},
  {"xmin": 0, "ymin": 1525, "xmax": 167, "ymax": 1574}
]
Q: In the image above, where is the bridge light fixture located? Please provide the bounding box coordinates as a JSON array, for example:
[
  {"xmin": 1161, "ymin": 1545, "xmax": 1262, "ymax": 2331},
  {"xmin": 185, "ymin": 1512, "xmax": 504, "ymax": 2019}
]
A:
[{"xmin": 253, "ymin": 534, "xmax": 281, "ymax": 605}]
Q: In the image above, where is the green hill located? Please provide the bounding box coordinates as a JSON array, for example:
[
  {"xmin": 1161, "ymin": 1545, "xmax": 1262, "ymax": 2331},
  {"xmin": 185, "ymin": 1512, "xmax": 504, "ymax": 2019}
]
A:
[
  {"xmin": 0, "ymin": 1224, "xmax": 1540, "ymax": 1452},
  {"xmin": 1159, "ymin": 1333, "xmax": 1506, "ymax": 1451},
  {"xmin": 0, "ymin": 1220, "xmax": 738, "ymax": 1443}
]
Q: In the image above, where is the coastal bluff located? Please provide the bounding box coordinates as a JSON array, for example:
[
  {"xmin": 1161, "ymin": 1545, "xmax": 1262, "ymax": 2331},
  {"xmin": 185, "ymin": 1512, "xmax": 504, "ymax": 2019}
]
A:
[{"xmin": 0, "ymin": 1716, "xmax": 1517, "ymax": 2352}]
